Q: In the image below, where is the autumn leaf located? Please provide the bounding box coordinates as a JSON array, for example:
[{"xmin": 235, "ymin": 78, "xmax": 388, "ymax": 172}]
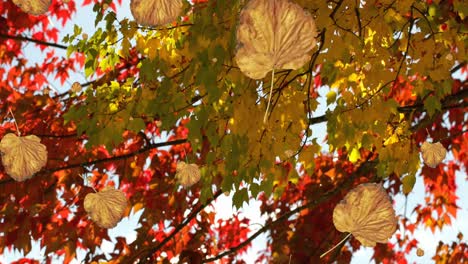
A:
[
  {"xmin": 12, "ymin": 0, "xmax": 51, "ymax": 15},
  {"xmin": 175, "ymin": 161, "xmax": 201, "ymax": 187},
  {"xmin": 84, "ymin": 187, "xmax": 128, "ymax": 229},
  {"xmin": 333, "ymin": 183, "xmax": 398, "ymax": 247},
  {"xmin": 0, "ymin": 133, "xmax": 47, "ymax": 181},
  {"xmin": 421, "ymin": 141, "xmax": 447, "ymax": 168},
  {"xmin": 235, "ymin": 0, "xmax": 318, "ymax": 79},
  {"xmin": 130, "ymin": 0, "xmax": 184, "ymax": 26},
  {"xmin": 0, "ymin": 0, "xmax": 466, "ymax": 262}
]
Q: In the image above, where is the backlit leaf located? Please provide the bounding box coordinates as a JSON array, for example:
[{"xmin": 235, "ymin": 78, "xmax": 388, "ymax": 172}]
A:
[
  {"xmin": 84, "ymin": 187, "xmax": 128, "ymax": 229},
  {"xmin": 333, "ymin": 183, "xmax": 398, "ymax": 247},
  {"xmin": 235, "ymin": 0, "xmax": 318, "ymax": 79},
  {"xmin": 0, "ymin": 133, "xmax": 48, "ymax": 182}
]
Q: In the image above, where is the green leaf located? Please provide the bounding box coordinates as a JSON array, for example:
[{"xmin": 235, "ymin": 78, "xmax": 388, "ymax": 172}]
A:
[
  {"xmin": 376, "ymin": 162, "xmax": 387, "ymax": 178},
  {"xmin": 250, "ymin": 183, "xmax": 260, "ymax": 198},
  {"xmin": 63, "ymin": 106, "xmax": 87, "ymax": 125},
  {"xmin": 361, "ymin": 133, "xmax": 373, "ymax": 148},
  {"xmin": 454, "ymin": 1, "xmax": 468, "ymax": 19},
  {"xmin": 127, "ymin": 117, "xmax": 145, "ymax": 132},
  {"xmin": 260, "ymin": 174, "xmax": 275, "ymax": 198},
  {"xmin": 221, "ymin": 171, "xmax": 233, "ymax": 193},
  {"xmin": 232, "ymin": 188, "xmax": 248, "ymax": 209},
  {"xmin": 73, "ymin": 25, "xmax": 82, "ymax": 36},
  {"xmin": 200, "ymin": 180, "xmax": 213, "ymax": 204},
  {"xmin": 402, "ymin": 174, "xmax": 416, "ymax": 195},
  {"xmin": 424, "ymin": 96, "xmax": 441, "ymax": 117},
  {"xmin": 437, "ymin": 79, "xmax": 453, "ymax": 97}
]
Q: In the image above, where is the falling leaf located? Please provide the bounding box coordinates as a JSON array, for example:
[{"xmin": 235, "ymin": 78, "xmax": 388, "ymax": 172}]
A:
[
  {"xmin": 12, "ymin": 0, "xmax": 51, "ymax": 15},
  {"xmin": 70, "ymin": 82, "xmax": 82, "ymax": 93},
  {"xmin": 416, "ymin": 247, "xmax": 424, "ymax": 256},
  {"xmin": 0, "ymin": 133, "xmax": 48, "ymax": 181},
  {"xmin": 175, "ymin": 161, "xmax": 201, "ymax": 187},
  {"xmin": 235, "ymin": 0, "xmax": 318, "ymax": 79},
  {"xmin": 333, "ymin": 183, "xmax": 397, "ymax": 247},
  {"xmin": 283, "ymin": 149, "xmax": 295, "ymax": 159},
  {"xmin": 130, "ymin": 0, "xmax": 184, "ymax": 26},
  {"xmin": 421, "ymin": 141, "xmax": 446, "ymax": 168},
  {"xmin": 84, "ymin": 187, "xmax": 128, "ymax": 228}
]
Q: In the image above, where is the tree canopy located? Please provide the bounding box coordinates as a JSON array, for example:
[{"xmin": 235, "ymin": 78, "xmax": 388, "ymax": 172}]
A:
[{"xmin": 0, "ymin": 0, "xmax": 467, "ymax": 263}]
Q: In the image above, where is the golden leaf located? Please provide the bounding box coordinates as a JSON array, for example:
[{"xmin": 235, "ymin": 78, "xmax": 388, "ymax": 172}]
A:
[
  {"xmin": 130, "ymin": 0, "xmax": 184, "ymax": 26},
  {"xmin": 0, "ymin": 133, "xmax": 47, "ymax": 181},
  {"xmin": 84, "ymin": 187, "xmax": 128, "ymax": 229},
  {"xmin": 421, "ymin": 141, "xmax": 446, "ymax": 168},
  {"xmin": 416, "ymin": 247, "xmax": 424, "ymax": 257},
  {"xmin": 283, "ymin": 149, "xmax": 295, "ymax": 159},
  {"xmin": 12, "ymin": 0, "xmax": 51, "ymax": 15},
  {"xmin": 333, "ymin": 183, "xmax": 397, "ymax": 247},
  {"xmin": 235, "ymin": 0, "xmax": 318, "ymax": 79},
  {"xmin": 70, "ymin": 82, "xmax": 82, "ymax": 93},
  {"xmin": 175, "ymin": 161, "xmax": 201, "ymax": 187}
]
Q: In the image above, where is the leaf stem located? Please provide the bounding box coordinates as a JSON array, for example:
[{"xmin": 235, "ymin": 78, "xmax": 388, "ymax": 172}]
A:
[
  {"xmin": 320, "ymin": 233, "xmax": 352, "ymax": 258},
  {"xmin": 182, "ymin": 147, "xmax": 189, "ymax": 163},
  {"xmin": 7, "ymin": 108, "xmax": 21, "ymax": 136},
  {"xmin": 81, "ymin": 174, "xmax": 97, "ymax": 192},
  {"xmin": 263, "ymin": 69, "xmax": 275, "ymax": 123}
]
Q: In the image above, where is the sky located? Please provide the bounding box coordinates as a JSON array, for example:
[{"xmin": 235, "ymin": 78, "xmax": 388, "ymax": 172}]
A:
[{"xmin": 1, "ymin": 1, "xmax": 467, "ymax": 263}]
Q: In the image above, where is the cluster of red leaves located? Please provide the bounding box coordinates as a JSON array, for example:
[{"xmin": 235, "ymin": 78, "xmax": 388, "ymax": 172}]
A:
[
  {"xmin": 0, "ymin": 0, "xmax": 84, "ymax": 90},
  {"xmin": 256, "ymin": 58, "xmax": 467, "ymax": 263},
  {"xmin": 257, "ymin": 150, "xmax": 379, "ymax": 263},
  {"xmin": 433, "ymin": 234, "xmax": 468, "ymax": 263},
  {"xmin": 216, "ymin": 216, "xmax": 250, "ymax": 254}
]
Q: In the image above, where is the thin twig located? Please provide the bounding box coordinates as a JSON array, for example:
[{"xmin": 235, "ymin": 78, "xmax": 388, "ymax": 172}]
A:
[
  {"xmin": 131, "ymin": 191, "xmax": 223, "ymax": 264},
  {"xmin": 7, "ymin": 108, "xmax": 21, "ymax": 136},
  {"xmin": 320, "ymin": 233, "xmax": 352, "ymax": 258},
  {"xmin": 80, "ymin": 173, "xmax": 97, "ymax": 192},
  {"xmin": 0, "ymin": 33, "xmax": 68, "ymax": 50},
  {"xmin": 263, "ymin": 69, "xmax": 276, "ymax": 123},
  {"xmin": 204, "ymin": 155, "xmax": 376, "ymax": 262},
  {"xmin": 0, "ymin": 138, "xmax": 188, "ymax": 186}
]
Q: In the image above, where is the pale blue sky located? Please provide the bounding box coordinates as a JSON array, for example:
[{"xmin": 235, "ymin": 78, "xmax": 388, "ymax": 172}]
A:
[{"xmin": 1, "ymin": 1, "xmax": 466, "ymax": 263}]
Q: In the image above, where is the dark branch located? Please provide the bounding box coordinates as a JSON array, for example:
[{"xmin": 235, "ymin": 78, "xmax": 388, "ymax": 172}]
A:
[
  {"xmin": 35, "ymin": 133, "xmax": 78, "ymax": 138},
  {"xmin": 398, "ymin": 88, "xmax": 468, "ymax": 113},
  {"xmin": 0, "ymin": 33, "xmax": 68, "ymax": 50},
  {"xmin": 308, "ymin": 82, "xmax": 467, "ymax": 126},
  {"xmin": 203, "ymin": 155, "xmax": 377, "ymax": 262},
  {"xmin": 46, "ymin": 138, "xmax": 188, "ymax": 172},
  {"xmin": 0, "ymin": 138, "xmax": 188, "ymax": 185},
  {"xmin": 129, "ymin": 191, "xmax": 224, "ymax": 264},
  {"xmin": 330, "ymin": 0, "xmax": 345, "ymax": 18},
  {"xmin": 450, "ymin": 61, "xmax": 467, "ymax": 74}
]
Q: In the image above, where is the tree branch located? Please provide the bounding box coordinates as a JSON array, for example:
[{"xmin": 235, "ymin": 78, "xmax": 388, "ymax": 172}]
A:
[
  {"xmin": 330, "ymin": 0, "xmax": 345, "ymax": 19},
  {"xmin": 398, "ymin": 88, "xmax": 468, "ymax": 113},
  {"xmin": 0, "ymin": 138, "xmax": 188, "ymax": 185},
  {"xmin": 129, "ymin": 191, "xmax": 224, "ymax": 264},
  {"xmin": 204, "ymin": 156, "xmax": 377, "ymax": 262},
  {"xmin": 450, "ymin": 61, "xmax": 467, "ymax": 74},
  {"xmin": 308, "ymin": 83, "xmax": 467, "ymax": 126},
  {"xmin": 0, "ymin": 33, "xmax": 68, "ymax": 50}
]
